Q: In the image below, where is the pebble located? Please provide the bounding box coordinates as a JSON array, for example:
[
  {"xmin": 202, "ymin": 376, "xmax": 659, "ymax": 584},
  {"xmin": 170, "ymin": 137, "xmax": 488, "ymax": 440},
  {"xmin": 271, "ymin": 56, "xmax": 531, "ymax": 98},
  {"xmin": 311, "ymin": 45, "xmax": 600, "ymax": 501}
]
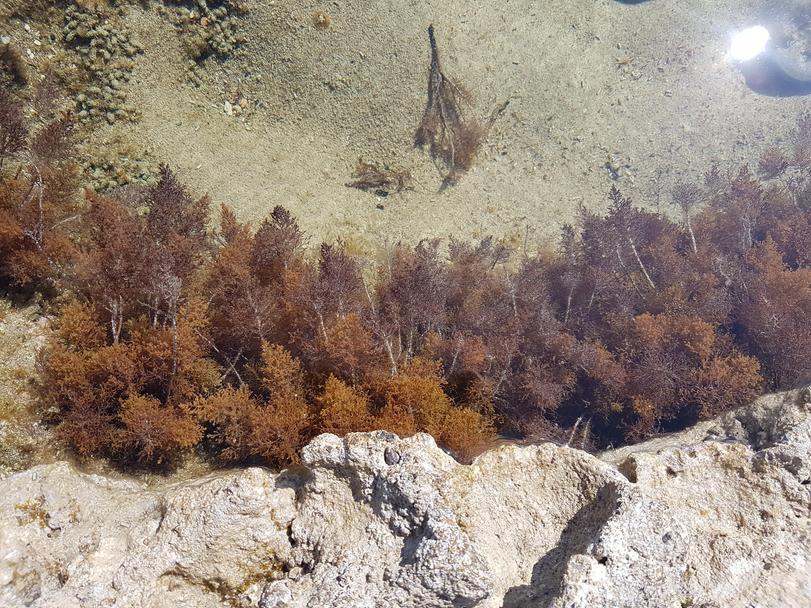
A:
[
  {"xmin": 384, "ymin": 447, "xmax": 401, "ymax": 465},
  {"xmin": 56, "ymin": 2, "xmax": 246, "ymax": 187},
  {"xmin": 64, "ymin": 4, "xmax": 145, "ymax": 127}
]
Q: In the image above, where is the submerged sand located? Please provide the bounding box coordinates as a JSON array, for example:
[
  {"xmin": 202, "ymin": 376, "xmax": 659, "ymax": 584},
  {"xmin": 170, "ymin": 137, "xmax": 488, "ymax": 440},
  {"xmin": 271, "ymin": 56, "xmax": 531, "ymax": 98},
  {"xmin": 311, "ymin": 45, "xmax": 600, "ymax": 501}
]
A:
[{"xmin": 4, "ymin": 0, "xmax": 811, "ymax": 250}]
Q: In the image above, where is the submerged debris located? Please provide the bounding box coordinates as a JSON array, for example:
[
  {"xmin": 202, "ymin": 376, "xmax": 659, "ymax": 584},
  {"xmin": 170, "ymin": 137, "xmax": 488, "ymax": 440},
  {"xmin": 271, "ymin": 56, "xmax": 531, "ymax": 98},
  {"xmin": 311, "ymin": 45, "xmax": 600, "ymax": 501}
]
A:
[
  {"xmin": 0, "ymin": 42, "xmax": 29, "ymax": 87},
  {"xmin": 346, "ymin": 158, "xmax": 412, "ymax": 196},
  {"xmin": 311, "ymin": 11, "xmax": 332, "ymax": 31}
]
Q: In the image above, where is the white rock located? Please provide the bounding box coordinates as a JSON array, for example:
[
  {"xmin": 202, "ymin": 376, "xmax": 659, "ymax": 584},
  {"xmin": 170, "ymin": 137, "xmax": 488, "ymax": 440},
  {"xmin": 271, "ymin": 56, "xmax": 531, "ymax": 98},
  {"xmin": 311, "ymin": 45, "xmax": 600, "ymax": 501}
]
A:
[{"xmin": 0, "ymin": 391, "xmax": 808, "ymax": 607}]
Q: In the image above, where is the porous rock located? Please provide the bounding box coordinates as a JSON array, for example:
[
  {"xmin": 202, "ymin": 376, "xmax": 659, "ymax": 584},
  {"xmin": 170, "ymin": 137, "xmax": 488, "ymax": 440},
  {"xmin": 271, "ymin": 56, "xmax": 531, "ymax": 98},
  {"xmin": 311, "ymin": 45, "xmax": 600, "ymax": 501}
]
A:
[{"xmin": 0, "ymin": 391, "xmax": 809, "ymax": 607}]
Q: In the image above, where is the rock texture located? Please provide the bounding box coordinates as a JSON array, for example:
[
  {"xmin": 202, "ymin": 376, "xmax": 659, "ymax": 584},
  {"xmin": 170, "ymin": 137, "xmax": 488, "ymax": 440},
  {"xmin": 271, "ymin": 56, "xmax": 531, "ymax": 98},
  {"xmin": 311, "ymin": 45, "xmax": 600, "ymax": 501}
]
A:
[{"xmin": 1, "ymin": 390, "xmax": 809, "ymax": 608}]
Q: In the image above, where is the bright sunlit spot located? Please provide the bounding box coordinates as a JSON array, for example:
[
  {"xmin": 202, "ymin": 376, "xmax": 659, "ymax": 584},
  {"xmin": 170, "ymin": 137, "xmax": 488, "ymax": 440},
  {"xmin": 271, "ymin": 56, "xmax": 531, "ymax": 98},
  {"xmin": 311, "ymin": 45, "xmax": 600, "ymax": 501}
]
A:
[{"xmin": 728, "ymin": 25, "xmax": 771, "ymax": 62}]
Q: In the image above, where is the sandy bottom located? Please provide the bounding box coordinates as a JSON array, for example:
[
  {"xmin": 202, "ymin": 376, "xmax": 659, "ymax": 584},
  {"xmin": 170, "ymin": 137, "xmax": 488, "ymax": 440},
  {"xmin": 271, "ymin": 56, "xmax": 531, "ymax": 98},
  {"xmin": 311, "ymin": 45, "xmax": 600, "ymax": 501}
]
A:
[{"xmin": 8, "ymin": 0, "xmax": 811, "ymax": 250}]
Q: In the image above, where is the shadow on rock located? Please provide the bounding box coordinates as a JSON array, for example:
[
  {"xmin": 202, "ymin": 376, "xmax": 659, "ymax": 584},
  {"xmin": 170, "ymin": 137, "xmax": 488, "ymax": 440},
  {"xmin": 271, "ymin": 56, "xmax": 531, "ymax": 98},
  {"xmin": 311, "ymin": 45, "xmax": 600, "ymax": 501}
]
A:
[{"xmin": 501, "ymin": 481, "xmax": 622, "ymax": 608}]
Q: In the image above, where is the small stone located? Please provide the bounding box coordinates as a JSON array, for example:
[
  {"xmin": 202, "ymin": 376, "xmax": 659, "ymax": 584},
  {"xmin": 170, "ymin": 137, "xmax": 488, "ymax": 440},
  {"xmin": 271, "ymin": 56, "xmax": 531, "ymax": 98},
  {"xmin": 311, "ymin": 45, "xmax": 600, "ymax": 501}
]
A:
[
  {"xmin": 384, "ymin": 447, "xmax": 401, "ymax": 465},
  {"xmin": 223, "ymin": 100, "xmax": 233, "ymax": 116},
  {"xmin": 287, "ymin": 566, "xmax": 302, "ymax": 579}
]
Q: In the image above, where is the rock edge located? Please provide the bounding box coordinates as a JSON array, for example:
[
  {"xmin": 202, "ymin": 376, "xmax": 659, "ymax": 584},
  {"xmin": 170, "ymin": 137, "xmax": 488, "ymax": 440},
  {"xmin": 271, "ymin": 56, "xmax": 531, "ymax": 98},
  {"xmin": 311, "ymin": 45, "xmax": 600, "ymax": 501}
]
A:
[{"xmin": 1, "ymin": 391, "xmax": 809, "ymax": 608}]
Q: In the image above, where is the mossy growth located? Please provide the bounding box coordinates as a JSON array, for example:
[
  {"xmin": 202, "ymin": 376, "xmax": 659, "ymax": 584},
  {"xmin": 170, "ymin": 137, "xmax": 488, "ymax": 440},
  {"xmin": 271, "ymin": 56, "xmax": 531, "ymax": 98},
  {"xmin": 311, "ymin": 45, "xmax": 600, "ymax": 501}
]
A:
[{"xmin": 15, "ymin": 496, "xmax": 50, "ymax": 528}]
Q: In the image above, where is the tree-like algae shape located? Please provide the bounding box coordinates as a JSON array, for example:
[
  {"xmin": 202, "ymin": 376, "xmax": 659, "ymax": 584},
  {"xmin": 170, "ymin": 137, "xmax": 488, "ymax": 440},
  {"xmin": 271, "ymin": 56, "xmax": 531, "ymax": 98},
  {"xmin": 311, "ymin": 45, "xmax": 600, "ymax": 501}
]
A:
[
  {"xmin": 415, "ymin": 25, "xmax": 485, "ymax": 188},
  {"xmin": 0, "ymin": 89, "xmax": 808, "ymax": 470}
]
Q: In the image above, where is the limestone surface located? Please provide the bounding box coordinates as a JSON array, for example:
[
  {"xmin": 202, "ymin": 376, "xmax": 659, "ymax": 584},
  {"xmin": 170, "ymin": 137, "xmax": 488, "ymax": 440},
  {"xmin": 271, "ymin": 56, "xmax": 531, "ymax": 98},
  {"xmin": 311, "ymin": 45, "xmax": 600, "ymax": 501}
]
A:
[{"xmin": 0, "ymin": 390, "xmax": 809, "ymax": 607}]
